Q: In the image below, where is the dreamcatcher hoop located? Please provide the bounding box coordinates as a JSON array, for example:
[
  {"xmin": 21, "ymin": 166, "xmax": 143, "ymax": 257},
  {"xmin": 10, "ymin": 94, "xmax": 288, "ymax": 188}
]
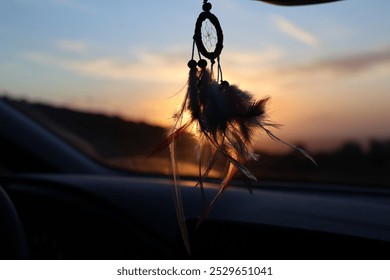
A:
[
  {"xmin": 194, "ymin": 6, "xmax": 224, "ymax": 62},
  {"xmin": 190, "ymin": 1, "xmax": 224, "ymax": 82}
]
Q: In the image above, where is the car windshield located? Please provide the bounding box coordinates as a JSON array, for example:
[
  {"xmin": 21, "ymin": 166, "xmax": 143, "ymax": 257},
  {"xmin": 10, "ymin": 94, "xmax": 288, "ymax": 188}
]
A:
[{"xmin": 1, "ymin": 0, "xmax": 389, "ymax": 186}]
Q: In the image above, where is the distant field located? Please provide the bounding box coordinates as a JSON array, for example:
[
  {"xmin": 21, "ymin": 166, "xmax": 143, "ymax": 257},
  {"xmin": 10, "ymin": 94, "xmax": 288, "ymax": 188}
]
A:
[{"xmin": 3, "ymin": 96, "xmax": 390, "ymax": 187}]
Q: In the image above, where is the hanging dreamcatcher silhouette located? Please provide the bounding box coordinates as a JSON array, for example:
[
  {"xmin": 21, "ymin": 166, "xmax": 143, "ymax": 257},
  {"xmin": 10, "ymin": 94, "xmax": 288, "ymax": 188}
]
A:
[{"xmin": 154, "ymin": 0, "xmax": 315, "ymax": 254}]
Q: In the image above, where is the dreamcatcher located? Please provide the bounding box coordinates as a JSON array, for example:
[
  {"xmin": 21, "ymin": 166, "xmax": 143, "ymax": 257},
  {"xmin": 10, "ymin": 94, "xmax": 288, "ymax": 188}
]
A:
[{"xmin": 155, "ymin": 0, "xmax": 315, "ymax": 254}]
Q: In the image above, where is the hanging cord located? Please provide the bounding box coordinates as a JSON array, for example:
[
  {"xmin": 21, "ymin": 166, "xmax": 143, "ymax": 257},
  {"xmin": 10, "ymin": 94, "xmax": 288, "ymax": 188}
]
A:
[
  {"xmin": 210, "ymin": 58, "xmax": 215, "ymax": 78},
  {"xmin": 217, "ymin": 56, "xmax": 223, "ymax": 84},
  {"xmin": 191, "ymin": 39, "xmax": 196, "ymax": 61},
  {"xmin": 190, "ymin": 38, "xmax": 203, "ymax": 61}
]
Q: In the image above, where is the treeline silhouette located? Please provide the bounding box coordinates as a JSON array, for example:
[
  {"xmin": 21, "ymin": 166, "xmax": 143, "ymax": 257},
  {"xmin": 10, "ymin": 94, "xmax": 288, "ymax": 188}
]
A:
[
  {"xmin": 249, "ymin": 140, "xmax": 390, "ymax": 186},
  {"xmin": 3, "ymin": 96, "xmax": 390, "ymax": 187}
]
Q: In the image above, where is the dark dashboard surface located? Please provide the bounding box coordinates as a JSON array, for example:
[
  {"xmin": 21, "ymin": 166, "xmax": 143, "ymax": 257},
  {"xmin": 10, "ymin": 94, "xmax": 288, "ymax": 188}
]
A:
[{"xmin": 2, "ymin": 174, "xmax": 390, "ymax": 259}]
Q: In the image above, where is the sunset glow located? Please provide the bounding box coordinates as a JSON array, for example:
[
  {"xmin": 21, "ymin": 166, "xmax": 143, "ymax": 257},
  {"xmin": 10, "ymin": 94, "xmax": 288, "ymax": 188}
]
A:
[{"xmin": 1, "ymin": 0, "xmax": 389, "ymax": 152}]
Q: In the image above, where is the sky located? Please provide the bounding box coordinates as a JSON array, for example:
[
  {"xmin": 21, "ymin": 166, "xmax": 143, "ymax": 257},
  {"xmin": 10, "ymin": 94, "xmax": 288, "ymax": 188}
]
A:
[{"xmin": 1, "ymin": 0, "xmax": 390, "ymax": 152}]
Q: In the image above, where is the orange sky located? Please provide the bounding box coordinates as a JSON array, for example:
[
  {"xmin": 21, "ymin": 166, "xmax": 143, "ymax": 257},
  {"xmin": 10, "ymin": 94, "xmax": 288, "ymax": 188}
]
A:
[{"xmin": 1, "ymin": 0, "xmax": 390, "ymax": 153}]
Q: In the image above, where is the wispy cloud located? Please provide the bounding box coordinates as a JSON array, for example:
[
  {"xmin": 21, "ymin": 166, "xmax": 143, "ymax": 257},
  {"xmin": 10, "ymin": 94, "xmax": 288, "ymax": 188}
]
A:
[
  {"xmin": 304, "ymin": 46, "xmax": 390, "ymax": 75},
  {"xmin": 56, "ymin": 40, "xmax": 88, "ymax": 53},
  {"xmin": 50, "ymin": 0, "xmax": 96, "ymax": 14},
  {"xmin": 224, "ymin": 48, "xmax": 283, "ymax": 67},
  {"xmin": 273, "ymin": 15, "xmax": 318, "ymax": 47},
  {"xmin": 24, "ymin": 50, "xmax": 187, "ymax": 83},
  {"xmin": 279, "ymin": 45, "xmax": 390, "ymax": 78},
  {"xmin": 23, "ymin": 40, "xmax": 390, "ymax": 93}
]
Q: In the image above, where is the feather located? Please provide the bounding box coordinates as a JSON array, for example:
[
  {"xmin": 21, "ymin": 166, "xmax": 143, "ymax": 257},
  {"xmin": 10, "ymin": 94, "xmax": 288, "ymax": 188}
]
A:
[
  {"xmin": 149, "ymin": 122, "xmax": 191, "ymax": 157},
  {"xmin": 197, "ymin": 160, "xmax": 239, "ymax": 226},
  {"xmin": 169, "ymin": 138, "xmax": 191, "ymax": 255},
  {"xmin": 154, "ymin": 64, "xmax": 315, "ymax": 255},
  {"xmin": 187, "ymin": 67, "xmax": 201, "ymax": 120}
]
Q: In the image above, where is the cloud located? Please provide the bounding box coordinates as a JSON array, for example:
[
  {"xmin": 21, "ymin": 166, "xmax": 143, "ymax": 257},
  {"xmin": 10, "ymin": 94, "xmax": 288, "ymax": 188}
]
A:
[
  {"xmin": 273, "ymin": 15, "xmax": 318, "ymax": 47},
  {"xmin": 303, "ymin": 46, "xmax": 390, "ymax": 75},
  {"xmin": 56, "ymin": 40, "xmax": 88, "ymax": 53},
  {"xmin": 224, "ymin": 48, "xmax": 283, "ymax": 67},
  {"xmin": 24, "ymin": 50, "xmax": 187, "ymax": 83},
  {"xmin": 280, "ymin": 45, "xmax": 390, "ymax": 78},
  {"xmin": 24, "ymin": 40, "xmax": 390, "ymax": 93},
  {"xmin": 50, "ymin": 0, "xmax": 96, "ymax": 14}
]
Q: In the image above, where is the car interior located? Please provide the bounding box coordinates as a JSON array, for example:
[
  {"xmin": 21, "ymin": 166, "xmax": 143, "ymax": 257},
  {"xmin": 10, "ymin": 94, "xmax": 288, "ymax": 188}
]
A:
[
  {"xmin": 1, "ymin": 0, "xmax": 389, "ymax": 260},
  {"xmin": 1, "ymin": 101, "xmax": 390, "ymax": 259}
]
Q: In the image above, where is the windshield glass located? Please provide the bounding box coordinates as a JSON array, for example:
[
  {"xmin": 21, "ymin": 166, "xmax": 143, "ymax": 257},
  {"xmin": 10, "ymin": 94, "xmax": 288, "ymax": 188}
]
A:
[{"xmin": 1, "ymin": 0, "xmax": 389, "ymax": 185}]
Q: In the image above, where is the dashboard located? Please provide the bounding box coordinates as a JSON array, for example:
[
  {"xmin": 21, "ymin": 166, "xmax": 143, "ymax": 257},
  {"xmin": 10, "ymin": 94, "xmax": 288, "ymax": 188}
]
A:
[{"xmin": 1, "ymin": 174, "xmax": 390, "ymax": 259}]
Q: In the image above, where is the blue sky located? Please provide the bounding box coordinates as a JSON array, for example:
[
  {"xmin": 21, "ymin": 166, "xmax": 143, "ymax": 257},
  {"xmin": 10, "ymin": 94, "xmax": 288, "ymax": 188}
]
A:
[{"xmin": 1, "ymin": 0, "xmax": 390, "ymax": 152}]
